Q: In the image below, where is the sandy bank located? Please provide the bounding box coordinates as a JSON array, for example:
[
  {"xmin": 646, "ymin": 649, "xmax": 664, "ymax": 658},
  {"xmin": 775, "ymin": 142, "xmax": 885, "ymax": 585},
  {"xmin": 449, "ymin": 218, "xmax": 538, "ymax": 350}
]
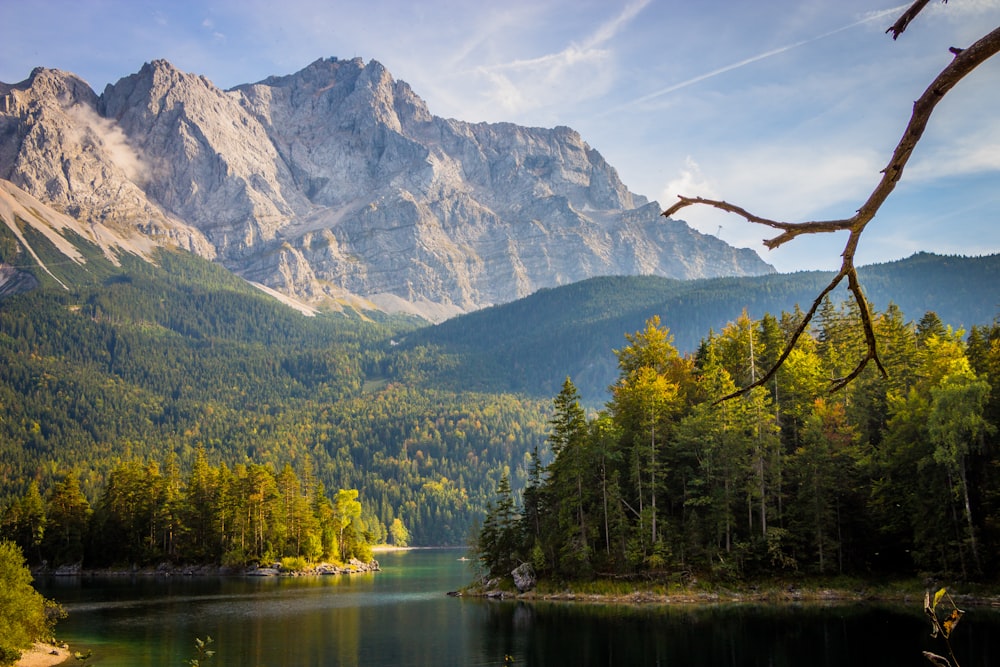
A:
[{"xmin": 15, "ymin": 643, "xmax": 71, "ymax": 667}]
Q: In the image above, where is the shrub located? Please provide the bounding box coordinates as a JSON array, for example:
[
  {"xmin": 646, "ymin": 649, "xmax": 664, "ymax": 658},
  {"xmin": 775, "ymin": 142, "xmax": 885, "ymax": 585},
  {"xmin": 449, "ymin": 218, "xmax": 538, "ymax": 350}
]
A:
[
  {"xmin": 280, "ymin": 556, "xmax": 308, "ymax": 572},
  {"xmin": 0, "ymin": 540, "xmax": 63, "ymax": 666}
]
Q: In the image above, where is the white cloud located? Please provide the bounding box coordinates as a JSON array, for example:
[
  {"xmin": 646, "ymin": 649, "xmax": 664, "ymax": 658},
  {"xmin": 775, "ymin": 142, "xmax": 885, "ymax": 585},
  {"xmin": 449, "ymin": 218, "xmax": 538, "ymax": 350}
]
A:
[
  {"xmin": 928, "ymin": 0, "xmax": 1000, "ymax": 18},
  {"xmin": 662, "ymin": 157, "xmax": 716, "ymax": 201},
  {"xmin": 909, "ymin": 139, "xmax": 1000, "ymax": 181},
  {"xmin": 723, "ymin": 146, "xmax": 881, "ymax": 219},
  {"xmin": 657, "ymin": 144, "xmax": 884, "ymax": 270},
  {"xmin": 582, "ymin": 0, "xmax": 651, "ymax": 49}
]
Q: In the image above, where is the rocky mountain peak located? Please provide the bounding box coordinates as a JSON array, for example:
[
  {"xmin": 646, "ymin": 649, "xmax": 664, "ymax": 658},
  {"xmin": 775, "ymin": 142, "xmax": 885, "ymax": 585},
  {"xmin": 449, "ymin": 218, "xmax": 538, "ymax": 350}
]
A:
[
  {"xmin": 0, "ymin": 58, "xmax": 773, "ymax": 320},
  {"xmin": 0, "ymin": 67, "xmax": 98, "ymax": 117},
  {"xmin": 102, "ymin": 59, "xmax": 202, "ymax": 116}
]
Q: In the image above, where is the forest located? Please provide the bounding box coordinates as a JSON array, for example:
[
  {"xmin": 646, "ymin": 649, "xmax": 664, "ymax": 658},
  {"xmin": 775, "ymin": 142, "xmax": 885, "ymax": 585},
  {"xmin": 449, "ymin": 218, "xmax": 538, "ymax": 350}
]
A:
[
  {"xmin": 476, "ymin": 304, "xmax": 1000, "ymax": 584},
  {"xmin": 1, "ymin": 452, "xmax": 379, "ymax": 568},
  {"xmin": 0, "ymin": 246, "xmax": 550, "ymax": 551},
  {"xmin": 1, "ymin": 238, "xmax": 999, "ymax": 575}
]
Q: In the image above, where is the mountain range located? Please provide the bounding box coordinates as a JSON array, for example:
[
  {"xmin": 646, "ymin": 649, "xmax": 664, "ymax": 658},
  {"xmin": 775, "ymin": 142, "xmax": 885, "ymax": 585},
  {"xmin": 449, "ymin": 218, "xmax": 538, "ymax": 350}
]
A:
[{"xmin": 0, "ymin": 57, "xmax": 772, "ymax": 320}]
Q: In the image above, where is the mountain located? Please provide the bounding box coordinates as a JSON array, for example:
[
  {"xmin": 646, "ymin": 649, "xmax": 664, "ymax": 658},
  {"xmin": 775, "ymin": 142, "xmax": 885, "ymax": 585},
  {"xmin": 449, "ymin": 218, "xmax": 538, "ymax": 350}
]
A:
[
  {"xmin": 0, "ymin": 58, "xmax": 772, "ymax": 319},
  {"xmin": 399, "ymin": 252, "xmax": 1000, "ymax": 403}
]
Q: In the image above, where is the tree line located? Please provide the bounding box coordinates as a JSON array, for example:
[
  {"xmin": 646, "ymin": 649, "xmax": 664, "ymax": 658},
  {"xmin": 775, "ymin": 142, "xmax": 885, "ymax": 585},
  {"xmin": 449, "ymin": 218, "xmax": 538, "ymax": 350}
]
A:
[
  {"xmin": 476, "ymin": 300, "xmax": 1000, "ymax": 583},
  {"xmin": 1, "ymin": 448, "xmax": 385, "ymax": 568}
]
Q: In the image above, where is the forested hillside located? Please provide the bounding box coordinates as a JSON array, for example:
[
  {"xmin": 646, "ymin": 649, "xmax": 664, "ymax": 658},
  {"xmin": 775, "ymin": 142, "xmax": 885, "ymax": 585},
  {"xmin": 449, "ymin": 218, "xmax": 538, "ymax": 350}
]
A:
[
  {"xmin": 0, "ymin": 241, "xmax": 550, "ymax": 555},
  {"xmin": 400, "ymin": 253, "xmax": 1000, "ymax": 403}
]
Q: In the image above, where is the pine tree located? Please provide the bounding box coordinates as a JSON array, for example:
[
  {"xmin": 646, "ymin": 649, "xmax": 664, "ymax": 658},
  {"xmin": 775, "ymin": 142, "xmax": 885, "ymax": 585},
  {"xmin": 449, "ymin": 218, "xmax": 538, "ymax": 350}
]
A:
[
  {"xmin": 43, "ymin": 472, "xmax": 90, "ymax": 565},
  {"xmin": 476, "ymin": 473, "xmax": 520, "ymax": 579}
]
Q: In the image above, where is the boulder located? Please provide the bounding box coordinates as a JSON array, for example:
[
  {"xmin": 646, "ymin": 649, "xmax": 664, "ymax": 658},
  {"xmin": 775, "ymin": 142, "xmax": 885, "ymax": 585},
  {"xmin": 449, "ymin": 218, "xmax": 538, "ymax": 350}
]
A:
[{"xmin": 511, "ymin": 562, "xmax": 536, "ymax": 593}]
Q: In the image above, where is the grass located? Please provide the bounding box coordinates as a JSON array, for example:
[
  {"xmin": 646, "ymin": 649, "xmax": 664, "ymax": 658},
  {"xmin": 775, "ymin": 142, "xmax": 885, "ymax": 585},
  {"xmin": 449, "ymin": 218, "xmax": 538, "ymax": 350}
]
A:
[{"xmin": 474, "ymin": 572, "xmax": 1000, "ymax": 607}]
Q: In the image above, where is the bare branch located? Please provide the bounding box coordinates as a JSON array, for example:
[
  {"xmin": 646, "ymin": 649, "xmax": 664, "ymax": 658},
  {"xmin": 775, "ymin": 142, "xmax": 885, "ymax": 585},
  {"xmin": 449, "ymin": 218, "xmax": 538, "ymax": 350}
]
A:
[
  {"xmin": 664, "ymin": 196, "xmax": 854, "ymax": 250},
  {"xmin": 860, "ymin": 25, "xmax": 1000, "ymax": 227},
  {"xmin": 713, "ymin": 266, "xmax": 848, "ymax": 403},
  {"xmin": 667, "ymin": 13, "xmax": 1000, "ymax": 399},
  {"xmin": 887, "ymin": 0, "xmax": 943, "ymax": 40},
  {"xmin": 829, "ymin": 260, "xmax": 888, "ymax": 392}
]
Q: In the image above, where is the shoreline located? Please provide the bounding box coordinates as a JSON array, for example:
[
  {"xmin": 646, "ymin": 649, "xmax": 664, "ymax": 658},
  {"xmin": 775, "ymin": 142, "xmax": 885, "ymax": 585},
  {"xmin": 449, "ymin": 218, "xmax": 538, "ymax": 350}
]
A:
[
  {"xmin": 32, "ymin": 557, "xmax": 381, "ymax": 578},
  {"xmin": 469, "ymin": 588, "xmax": 1000, "ymax": 608},
  {"xmin": 31, "ymin": 544, "xmax": 464, "ymax": 578},
  {"xmin": 459, "ymin": 579, "xmax": 1000, "ymax": 608},
  {"xmin": 15, "ymin": 642, "xmax": 71, "ymax": 667}
]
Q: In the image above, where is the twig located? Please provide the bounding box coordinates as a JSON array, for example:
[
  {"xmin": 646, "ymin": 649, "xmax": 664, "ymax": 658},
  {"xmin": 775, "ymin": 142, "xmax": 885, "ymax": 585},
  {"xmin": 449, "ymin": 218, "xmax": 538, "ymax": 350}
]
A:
[{"xmin": 887, "ymin": 0, "xmax": 944, "ymax": 40}]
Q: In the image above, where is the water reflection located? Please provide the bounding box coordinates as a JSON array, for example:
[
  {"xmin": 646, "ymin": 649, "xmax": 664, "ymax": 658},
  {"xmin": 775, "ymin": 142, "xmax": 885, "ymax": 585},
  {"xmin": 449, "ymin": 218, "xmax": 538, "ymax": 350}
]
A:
[
  {"xmin": 480, "ymin": 598, "xmax": 1000, "ymax": 667},
  {"xmin": 37, "ymin": 552, "xmax": 1000, "ymax": 667}
]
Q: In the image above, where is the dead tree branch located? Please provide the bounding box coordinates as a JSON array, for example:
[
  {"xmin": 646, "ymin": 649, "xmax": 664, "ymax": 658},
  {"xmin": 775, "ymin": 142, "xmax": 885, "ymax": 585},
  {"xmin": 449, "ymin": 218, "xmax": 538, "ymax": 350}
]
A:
[
  {"xmin": 663, "ymin": 11, "xmax": 1000, "ymax": 401},
  {"xmin": 887, "ymin": 0, "xmax": 945, "ymax": 41}
]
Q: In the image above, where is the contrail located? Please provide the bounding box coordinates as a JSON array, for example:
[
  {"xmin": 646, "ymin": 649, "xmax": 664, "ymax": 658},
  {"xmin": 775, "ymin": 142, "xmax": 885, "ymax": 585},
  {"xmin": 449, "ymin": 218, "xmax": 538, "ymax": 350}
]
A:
[
  {"xmin": 483, "ymin": 0, "xmax": 652, "ymax": 73},
  {"xmin": 617, "ymin": 4, "xmax": 910, "ymax": 110}
]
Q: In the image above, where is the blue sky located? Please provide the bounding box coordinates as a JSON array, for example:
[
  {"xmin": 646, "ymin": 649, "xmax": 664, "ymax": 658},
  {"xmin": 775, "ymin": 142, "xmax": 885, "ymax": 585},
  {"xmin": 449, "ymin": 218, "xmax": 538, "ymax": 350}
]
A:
[{"xmin": 2, "ymin": 0, "xmax": 999, "ymax": 273}]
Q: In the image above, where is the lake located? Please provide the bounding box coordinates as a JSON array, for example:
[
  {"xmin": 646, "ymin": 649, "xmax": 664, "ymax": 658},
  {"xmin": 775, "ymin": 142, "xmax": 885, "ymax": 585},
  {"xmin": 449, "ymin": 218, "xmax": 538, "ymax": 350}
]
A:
[{"xmin": 36, "ymin": 549, "xmax": 1000, "ymax": 666}]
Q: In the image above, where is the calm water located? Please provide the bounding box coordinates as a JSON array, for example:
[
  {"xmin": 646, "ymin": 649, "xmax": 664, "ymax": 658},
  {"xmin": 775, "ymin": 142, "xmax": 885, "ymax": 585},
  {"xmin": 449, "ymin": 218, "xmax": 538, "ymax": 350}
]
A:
[{"xmin": 37, "ymin": 550, "xmax": 1000, "ymax": 666}]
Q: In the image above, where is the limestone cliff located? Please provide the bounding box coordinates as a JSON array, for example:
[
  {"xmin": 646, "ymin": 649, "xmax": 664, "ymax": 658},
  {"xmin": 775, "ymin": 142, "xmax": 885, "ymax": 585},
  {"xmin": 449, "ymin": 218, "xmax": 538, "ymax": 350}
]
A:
[{"xmin": 0, "ymin": 58, "xmax": 773, "ymax": 318}]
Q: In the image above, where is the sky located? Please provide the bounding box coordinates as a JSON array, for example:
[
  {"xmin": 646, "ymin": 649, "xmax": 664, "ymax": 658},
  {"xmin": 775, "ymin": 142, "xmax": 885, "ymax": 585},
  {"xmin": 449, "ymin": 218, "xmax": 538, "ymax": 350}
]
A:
[{"xmin": 2, "ymin": 0, "xmax": 999, "ymax": 273}]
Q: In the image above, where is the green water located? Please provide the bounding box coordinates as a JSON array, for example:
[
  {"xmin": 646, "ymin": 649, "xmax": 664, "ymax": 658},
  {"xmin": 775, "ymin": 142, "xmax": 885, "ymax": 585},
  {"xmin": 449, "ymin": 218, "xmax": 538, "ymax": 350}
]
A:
[{"xmin": 37, "ymin": 550, "xmax": 1000, "ymax": 666}]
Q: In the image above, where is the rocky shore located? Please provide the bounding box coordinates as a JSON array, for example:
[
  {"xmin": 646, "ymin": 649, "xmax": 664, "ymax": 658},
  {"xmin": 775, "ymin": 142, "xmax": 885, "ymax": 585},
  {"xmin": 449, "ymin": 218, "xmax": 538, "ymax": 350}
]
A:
[
  {"xmin": 33, "ymin": 558, "xmax": 380, "ymax": 578},
  {"xmin": 456, "ymin": 570, "xmax": 1000, "ymax": 608},
  {"xmin": 246, "ymin": 558, "xmax": 380, "ymax": 577}
]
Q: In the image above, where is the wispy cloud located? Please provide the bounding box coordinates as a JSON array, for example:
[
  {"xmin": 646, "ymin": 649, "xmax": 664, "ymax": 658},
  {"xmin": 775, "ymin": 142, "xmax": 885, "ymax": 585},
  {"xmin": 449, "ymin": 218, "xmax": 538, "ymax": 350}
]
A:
[
  {"xmin": 579, "ymin": 0, "xmax": 651, "ymax": 51},
  {"xmin": 483, "ymin": 0, "xmax": 651, "ymax": 73},
  {"xmin": 467, "ymin": 0, "xmax": 652, "ymax": 116},
  {"xmin": 615, "ymin": 4, "xmax": 909, "ymax": 112}
]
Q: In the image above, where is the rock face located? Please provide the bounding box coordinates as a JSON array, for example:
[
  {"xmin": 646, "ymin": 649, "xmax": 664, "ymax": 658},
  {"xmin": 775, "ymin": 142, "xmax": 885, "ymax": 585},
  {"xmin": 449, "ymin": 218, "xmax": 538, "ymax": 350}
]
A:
[
  {"xmin": 0, "ymin": 57, "xmax": 773, "ymax": 318},
  {"xmin": 0, "ymin": 67, "xmax": 215, "ymax": 258}
]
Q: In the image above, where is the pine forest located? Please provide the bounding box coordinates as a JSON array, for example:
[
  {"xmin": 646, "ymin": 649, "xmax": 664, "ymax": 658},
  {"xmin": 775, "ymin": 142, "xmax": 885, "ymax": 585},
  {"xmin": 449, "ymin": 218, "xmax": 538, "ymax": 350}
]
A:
[{"xmin": 476, "ymin": 307, "xmax": 1000, "ymax": 584}]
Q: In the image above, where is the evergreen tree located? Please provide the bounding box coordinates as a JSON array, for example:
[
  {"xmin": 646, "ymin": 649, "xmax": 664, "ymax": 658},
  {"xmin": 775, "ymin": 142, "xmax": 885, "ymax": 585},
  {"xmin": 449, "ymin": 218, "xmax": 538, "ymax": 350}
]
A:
[
  {"xmin": 476, "ymin": 473, "xmax": 520, "ymax": 579},
  {"xmin": 42, "ymin": 472, "xmax": 90, "ymax": 565},
  {"xmin": 545, "ymin": 379, "xmax": 596, "ymax": 576},
  {"xmin": 2, "ymin": 482, "xmax": 46, "ymax": 564}
]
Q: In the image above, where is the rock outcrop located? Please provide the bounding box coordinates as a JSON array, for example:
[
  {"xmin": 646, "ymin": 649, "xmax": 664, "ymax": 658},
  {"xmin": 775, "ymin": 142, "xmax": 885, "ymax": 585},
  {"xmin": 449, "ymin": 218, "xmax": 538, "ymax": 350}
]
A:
[
  {"xmin": 511, "ymin": 562, "xmax": 537, "ymax": 593},
  {"xmin": 1, "ymin": 57, "xmax": 774, "ymax": 318}
]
